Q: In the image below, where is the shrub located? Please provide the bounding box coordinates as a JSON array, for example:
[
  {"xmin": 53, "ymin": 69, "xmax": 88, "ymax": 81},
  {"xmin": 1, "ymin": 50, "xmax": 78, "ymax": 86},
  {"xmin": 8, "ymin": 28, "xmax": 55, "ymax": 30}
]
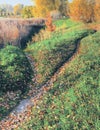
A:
[
  {"xmin": 45, "ymin": 14, "xmax": 56, "ymax": 32},
  {"xmin": 0, "ymin": 45, "xmax": 33, "ymax": 93},
  {"xmin": 32, "ymin": 15, "xmax": 56, "ymax": 43},
  {"xmin": 32, "ymin": 29, "xmax": 52, "ymax": 43}
]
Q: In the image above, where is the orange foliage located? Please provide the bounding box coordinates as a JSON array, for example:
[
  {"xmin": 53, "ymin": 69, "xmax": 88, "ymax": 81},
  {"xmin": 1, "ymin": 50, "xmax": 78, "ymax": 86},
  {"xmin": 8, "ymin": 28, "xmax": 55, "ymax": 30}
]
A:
[
  {"xmin": 32, "ymin": 0, "xmax": 68, "ymax": 17},
  {"xmin": 33, "ymin": 0, "xmax": 52, "ymax": 17},
  {"xmin": 45, "ymin": 14, "xmax": 56, "ymax": 32},
  {"xmin": 94, "ymin": 0, "xmax": 100, "ymax": 22},
  {"xmin": 69, "ymin": 0, "xmax": 95, "ymax": 23}
]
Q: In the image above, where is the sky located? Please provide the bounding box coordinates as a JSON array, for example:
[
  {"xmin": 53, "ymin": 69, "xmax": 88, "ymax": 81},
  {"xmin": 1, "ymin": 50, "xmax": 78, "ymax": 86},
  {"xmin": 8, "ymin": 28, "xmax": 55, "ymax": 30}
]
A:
[
  {"xmin": 0, "ymin": 0, "xmax": 71, "ymax": 6},
  {"xmin": 0, "ymin": 0, "xmax": 34, "ymax": 6}
]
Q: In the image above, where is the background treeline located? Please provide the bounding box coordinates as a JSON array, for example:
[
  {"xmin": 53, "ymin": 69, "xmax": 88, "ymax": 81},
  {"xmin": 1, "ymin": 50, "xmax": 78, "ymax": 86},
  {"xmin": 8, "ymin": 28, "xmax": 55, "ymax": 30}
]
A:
[
  {"xmin": 0, "ymin": 0, "xmax": 100, "ymax": 22},
  {"xmin": 0, "ymin": 0, "xmax": 68, "ymax": 18},
  {"xmin": 70, "ymin": 0, "xmax": 100, "ymax": 23}
]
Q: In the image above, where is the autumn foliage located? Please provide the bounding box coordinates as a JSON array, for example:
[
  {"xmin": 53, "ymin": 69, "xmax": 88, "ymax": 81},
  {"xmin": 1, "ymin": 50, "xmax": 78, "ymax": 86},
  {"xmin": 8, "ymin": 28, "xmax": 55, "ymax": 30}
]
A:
[
  {"xmin": 32, "ymin": 0, "xmax": 68, "ymax": 17},
  {"xmin": 69, "ymin": 0, "xmax": 100, "ymax": 23},
  {"xmin": 45, "ymin": 14, "xmax": 56, "ymax": 32},
  {"xmin": 94, "ymin": 0, "xmax": 100, "ymax": 22}
]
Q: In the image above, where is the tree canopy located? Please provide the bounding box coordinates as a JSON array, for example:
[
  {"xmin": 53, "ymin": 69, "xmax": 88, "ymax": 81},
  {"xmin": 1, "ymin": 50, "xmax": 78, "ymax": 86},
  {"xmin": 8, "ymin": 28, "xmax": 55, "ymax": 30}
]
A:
[
  {"xmin": 13, "ymin": 4, "xmax": 23, "ymax": 15},
  {"xmin": 32, "ymin": 0, "xmax": 68, "ymax": 17},
  {"xmin": 69, "ymin": 0, "xmax": 100, "ymax": 23}
]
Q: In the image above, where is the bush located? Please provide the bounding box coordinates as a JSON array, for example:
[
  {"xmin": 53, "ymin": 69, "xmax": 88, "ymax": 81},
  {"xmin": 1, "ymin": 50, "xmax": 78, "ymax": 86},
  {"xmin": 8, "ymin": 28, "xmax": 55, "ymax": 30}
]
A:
[{"xmin": 0, "ymin": 45, "xmax": 33, "ymax": 93}]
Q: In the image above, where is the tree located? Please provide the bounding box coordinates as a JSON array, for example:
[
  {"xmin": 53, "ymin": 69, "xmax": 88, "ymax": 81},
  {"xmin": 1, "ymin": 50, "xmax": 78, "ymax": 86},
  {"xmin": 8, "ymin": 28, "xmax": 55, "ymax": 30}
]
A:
[
  {"xmin": 22, "ymin": 6, "xmax": 34, "ymax": 18},
  {"xmin": 32, "ymin": 0, "xmax": 68, "ymax": 17},
  {"xmin": 34, "ymin": 0, "xmax": 53, "ymax": 17},
  {"xmin": 69, "ymin": 0, "xmax": 95, "ymax": 23},
  {"xmin": 45, "ymin": 14, "xmax": 56, "ymax": 31},
  {"xmin": 94, "ymin": 0, "xmax": 100, "ymax": 21},
  {"xmin": 55, "ymin": 0, "xmax": 69, "ymax": 16},
  {"xmin": 13, "ymin": 4, "xmax": 23, "ymax": 16},
  {"xmin": 0, "ymin": 4, "xmax": 13, "ymax": 16},
  {"xmin": 0, "ymin": 8, "xmax": 2, "ymax": 16}
]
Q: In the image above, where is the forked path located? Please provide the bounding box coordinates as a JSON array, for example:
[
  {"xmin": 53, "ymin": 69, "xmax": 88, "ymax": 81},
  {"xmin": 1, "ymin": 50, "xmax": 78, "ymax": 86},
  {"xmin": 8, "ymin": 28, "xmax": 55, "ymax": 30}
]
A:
[{"xmin": 0, "ymin": 41, "xmax": 81, "ymax": 130}]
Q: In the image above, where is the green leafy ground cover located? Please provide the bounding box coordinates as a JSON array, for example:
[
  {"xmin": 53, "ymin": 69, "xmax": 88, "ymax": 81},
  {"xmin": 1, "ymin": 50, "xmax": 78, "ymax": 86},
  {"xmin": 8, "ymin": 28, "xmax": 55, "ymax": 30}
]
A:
[
  {"xmin": 0, "ymin": 18, "xmax": 81, "ymax": 121},
  {"xmin": 0, "ymin": 19, "xmax": 98, "ymax": 126},
  {"xmin": 0, "ymin": 46, "xmax": 33, "ymax": 120},
  {"xmin": 26, "ymin": 19, "xmax": 94, "ymax": 86},
  {"xmin": 18, "ymin": 31, "xmax": 100, "ymax": 130}
]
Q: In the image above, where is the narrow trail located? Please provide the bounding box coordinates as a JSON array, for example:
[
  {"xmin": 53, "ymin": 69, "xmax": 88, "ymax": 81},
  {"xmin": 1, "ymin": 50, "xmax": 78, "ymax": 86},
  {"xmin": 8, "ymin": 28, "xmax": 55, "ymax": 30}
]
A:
[{"xmin": 0, "ymin": 41, "xmax": 81, "ymax": 130}]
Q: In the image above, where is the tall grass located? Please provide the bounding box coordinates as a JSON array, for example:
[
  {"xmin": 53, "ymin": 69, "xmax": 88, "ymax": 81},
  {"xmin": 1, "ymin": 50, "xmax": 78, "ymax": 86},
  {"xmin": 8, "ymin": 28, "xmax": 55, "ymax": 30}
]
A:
[{"xmin": 0, "ymin": 18, "xmax": 45, "ymax": 48}]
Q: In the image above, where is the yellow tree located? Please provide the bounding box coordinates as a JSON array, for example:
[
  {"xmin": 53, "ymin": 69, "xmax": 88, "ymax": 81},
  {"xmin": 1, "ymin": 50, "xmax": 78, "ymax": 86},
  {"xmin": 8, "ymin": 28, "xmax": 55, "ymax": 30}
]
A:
[
  {"xmin": 22, "ymin": 6, "xmax": 34, "ymax": 18},
  {"xmin": 69, "ymin": 0, "xmax": 95, "ymax": 23},
  {"xmin": 94, "ymin": 0, "xmax": 100, "ymax": 21},
  {"xmin": 33, "ymin": 0, "xmax": 53, "ymax": 17},
  {"xmin": 13, "ymin": 4, "xmax": 23, "ymax": 16},
  {"xmin": 32, "ymin": 0, "xmax": 68, "ymax": 17}
]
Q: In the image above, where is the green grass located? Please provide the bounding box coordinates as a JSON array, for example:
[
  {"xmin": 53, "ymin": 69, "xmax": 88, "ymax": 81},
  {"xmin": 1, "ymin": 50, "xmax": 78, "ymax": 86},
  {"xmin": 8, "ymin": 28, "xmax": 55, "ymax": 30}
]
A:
[
  {"xmin": 0, "ymin": 46, "xmax": 33, "ymax": 121},
  {"xmin": 26, "ymin": 23, "xmax": 94, "ymax": 86},
  {"xmin": 54, "ymin": 19, "xmax": 82, "ymax": 28},
  {"xmin": 18, "ymin": 31, "xmax": 100, "ymax": 130},
  {"xmin": 0, "ymin": 18, "xmax": 98, "ymax": 127},
  {"xmin": 0, "ymin": 18, "xmax": 84, "ymax": 121}
]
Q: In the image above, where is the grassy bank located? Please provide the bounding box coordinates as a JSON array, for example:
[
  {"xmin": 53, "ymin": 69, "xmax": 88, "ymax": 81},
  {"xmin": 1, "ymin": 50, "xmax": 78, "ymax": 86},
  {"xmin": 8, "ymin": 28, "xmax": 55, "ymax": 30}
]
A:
[
  {"xmin": 18, "ymin": 31, "xmax": 100, "ymax": 130},
  {"xmin": 26, "ymin": 19, "xmax": 94, "ymax": 86},
  {"xmin": 0, "ymin": 18, "xmax": 97, "ymax": 124}
]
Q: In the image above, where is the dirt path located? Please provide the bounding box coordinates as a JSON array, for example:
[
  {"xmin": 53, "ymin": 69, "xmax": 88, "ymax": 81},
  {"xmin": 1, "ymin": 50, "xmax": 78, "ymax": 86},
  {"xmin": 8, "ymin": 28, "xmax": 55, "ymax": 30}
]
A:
[{"xmin": 0, "ymin": 41, "xmax": 80, "ymax": 130}]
